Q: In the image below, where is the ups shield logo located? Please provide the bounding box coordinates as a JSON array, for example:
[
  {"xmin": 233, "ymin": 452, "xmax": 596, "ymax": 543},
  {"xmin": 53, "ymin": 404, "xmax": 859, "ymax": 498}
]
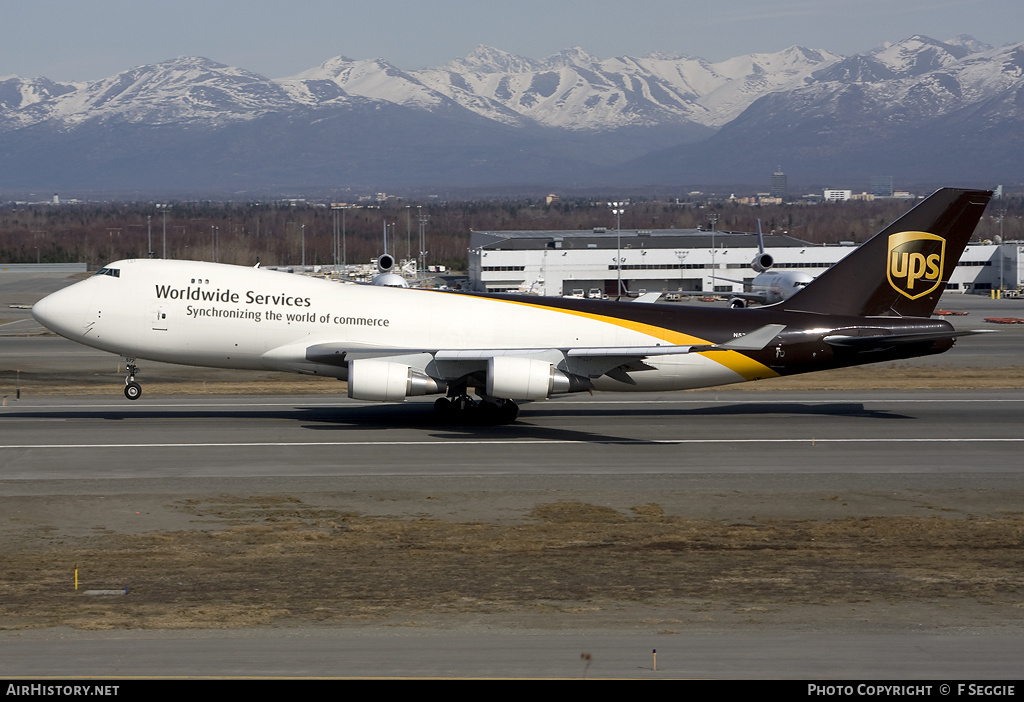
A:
[{"xmin": 887, "ymin": 231, "xmax": 946, "ymax": 300}]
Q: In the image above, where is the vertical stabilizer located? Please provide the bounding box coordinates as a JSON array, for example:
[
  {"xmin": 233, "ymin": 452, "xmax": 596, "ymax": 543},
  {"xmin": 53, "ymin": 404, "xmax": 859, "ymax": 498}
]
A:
[{"xmin": 781, "ymin": 188, "xmax": 992, "ymax": 317}]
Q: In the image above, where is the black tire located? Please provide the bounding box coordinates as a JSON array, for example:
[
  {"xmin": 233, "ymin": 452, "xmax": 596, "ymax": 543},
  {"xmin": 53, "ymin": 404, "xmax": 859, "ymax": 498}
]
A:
[
  {"xmin": 124, "ymin": 381, "xmax": 142, "ymax": 401},
  {"xmin": 501, "ymin": 400, "xmax": 520, "ymax": 423}
]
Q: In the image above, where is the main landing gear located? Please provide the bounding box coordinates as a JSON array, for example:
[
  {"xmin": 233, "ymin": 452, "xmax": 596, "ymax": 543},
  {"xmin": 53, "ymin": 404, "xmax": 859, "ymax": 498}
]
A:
[
  {"xmin": 433, "ymin": 393, "xmax": 520, "ymax": 424},
  {"xmin": 123, "ymin": 359, "xmax": 142, "ymax": 401}
]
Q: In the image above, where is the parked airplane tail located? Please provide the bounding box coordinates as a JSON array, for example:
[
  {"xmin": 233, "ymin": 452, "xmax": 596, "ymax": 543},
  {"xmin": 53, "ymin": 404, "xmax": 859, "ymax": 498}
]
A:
[{"xmin": 780, "ymin": 188, "xmax": 993, "ymax": 318}]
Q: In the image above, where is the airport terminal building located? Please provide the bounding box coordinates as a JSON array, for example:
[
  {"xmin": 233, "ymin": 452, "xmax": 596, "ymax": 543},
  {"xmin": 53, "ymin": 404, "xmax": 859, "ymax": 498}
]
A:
[{"xmin": 468, "ymin": 228, "xmax": 1021, "ymax": 298}]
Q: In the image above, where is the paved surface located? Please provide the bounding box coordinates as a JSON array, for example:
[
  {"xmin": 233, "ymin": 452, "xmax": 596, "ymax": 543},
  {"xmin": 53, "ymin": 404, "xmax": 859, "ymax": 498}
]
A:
[
  {"xmin": 2, "ymin": 390, "xmax": 1024, "ymax": 678},
  {"xmin": 1, "ymin": 630, "xmax": 1022, "ymax": 679},
  {"xmin": 2, "ymin": 391, "xmax": 1024, "ymax": 477},
  {"xmin": 2, "ymin": 272, "xmax": 1023, "ymax": 678}
]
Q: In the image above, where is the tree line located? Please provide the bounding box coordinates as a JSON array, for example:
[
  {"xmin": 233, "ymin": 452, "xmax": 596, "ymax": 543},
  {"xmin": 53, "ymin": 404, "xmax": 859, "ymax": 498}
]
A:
[{"xmin": 1, "ymin": 195, "xmax": 1020, "ymax": 270}]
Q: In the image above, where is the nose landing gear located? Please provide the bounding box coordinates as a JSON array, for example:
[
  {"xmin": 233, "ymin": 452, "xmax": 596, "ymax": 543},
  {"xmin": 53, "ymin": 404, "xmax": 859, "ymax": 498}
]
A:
[{"xmin": 123, "ymin": 359, "xmax": 142, "ymax": 400}]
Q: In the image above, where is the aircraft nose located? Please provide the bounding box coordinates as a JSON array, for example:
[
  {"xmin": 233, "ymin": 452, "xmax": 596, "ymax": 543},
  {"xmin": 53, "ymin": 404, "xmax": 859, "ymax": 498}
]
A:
[{"xmin": 32, "ymin": 283, "xmax": 92, "ymax": 340}]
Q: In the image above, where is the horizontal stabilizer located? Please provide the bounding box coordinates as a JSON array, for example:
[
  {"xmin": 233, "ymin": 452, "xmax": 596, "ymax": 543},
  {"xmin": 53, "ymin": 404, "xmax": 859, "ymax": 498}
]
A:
[
  {"xmin": 823, "ymin": 329, "xmax": 994, "ymax": 349},
  {"xmin": 710, "ymin": 324, "xmax": 786, "ymax": 351}
]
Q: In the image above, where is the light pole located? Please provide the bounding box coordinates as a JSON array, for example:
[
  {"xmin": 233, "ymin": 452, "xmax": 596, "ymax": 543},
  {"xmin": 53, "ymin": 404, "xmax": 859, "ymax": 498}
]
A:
[
  {"xmin": 330, "ymin": 205, "xmax": 347, "ymax": 268},
  {"xmin": 418, "ymin": 207, "xmax": 428, "ymax": 274},
  {"xmin": 707, "ymin": 213, "xmax": 719, "ymax": 293},
  {"xmin": 331, "ymin": 206, "xmax": 339, "ymax": 267},
  {"xmin": 156, "ymin": 204, "xmax": 171, "ymax": 258},
  {"xmin": 406, "ymin": 205, "xmax": 412, "ymax": 261},
  {"xmin": 998, "ymin": 208, "xmax": 1007, "ymax": 292},
  {"xmin": 341, "ymin": 207, "xmax": 348, "ymax": 268},
  {"xmin": 608, "ymin": 201, "xmax": 628, "ymax": 298},
  {"xmin": 675, "ymin": 250, "xmax": 687, "ymax": 292}
]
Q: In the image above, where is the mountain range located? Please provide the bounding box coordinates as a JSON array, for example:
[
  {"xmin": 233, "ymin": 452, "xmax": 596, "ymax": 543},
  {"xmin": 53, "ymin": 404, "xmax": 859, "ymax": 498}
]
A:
[{"xmin": 0, "ymin": 34, "xmax": 1020, "ymax": 194}]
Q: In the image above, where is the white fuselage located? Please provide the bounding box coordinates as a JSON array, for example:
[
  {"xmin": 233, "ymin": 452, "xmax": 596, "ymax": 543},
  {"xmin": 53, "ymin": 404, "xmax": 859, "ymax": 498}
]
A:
[
  {"xmin": 32, "ymin": 259, "xmax": 773, "ymax": 395},
  {"xmin": 751, "ymin": 270, "xmax": 814, "ymax": 305}
]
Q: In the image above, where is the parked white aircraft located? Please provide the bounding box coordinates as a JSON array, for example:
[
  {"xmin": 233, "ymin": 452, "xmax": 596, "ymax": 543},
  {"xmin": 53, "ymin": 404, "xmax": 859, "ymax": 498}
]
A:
[
  {"xmin": 715, "ymin": 220, "xmax": 814, "ymax": 308},
  {"xmin": 370, "ymin": 253, "xmax": 408, "ymax": 287},
  {"xmin": 32, "ymin": 189, "xmax": 992, "ymax": 423}
]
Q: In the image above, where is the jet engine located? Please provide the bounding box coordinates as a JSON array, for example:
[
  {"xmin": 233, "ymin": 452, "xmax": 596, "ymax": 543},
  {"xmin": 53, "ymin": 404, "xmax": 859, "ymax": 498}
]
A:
[
  {"xmin": 371, "ymin": 253, "xmax": 408, "ymax": 287},
  {"xmin": 347, "ymin": 359, "xmax": 446, "ymax": 402},
  {"xmin": 486, "ymin": 356, "xmax": 590, "ymax": 400},
  {"xmin": 750, "ymin": 252, "xmax": 774, "ymax": 273},
  {"xmin": 729, "ymin": 297, "xmax": 747, "ymax": 309}
]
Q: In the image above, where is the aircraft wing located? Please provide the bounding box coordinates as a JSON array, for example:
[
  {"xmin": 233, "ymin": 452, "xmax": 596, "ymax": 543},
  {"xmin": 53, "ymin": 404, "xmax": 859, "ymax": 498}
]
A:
[
  {"xmin": 710, "ymin": 274, "xmax": 750, "ymax": 288},
  {"xmin": 723, "ymin": 291, "xmax": 767, "ymax": 304},
  {"xmin": 288, "ymin": 324, "xmax": 785, "ymax": 382},
  {"xmin": 566, "ymin": 323, "xmax": 785, "ymax": 356}
]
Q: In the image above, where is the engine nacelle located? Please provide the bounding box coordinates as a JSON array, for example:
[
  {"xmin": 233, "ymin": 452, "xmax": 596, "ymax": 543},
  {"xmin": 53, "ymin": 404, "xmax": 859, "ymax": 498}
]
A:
[
  {"xmin": 486, "ymin": 356, "xmax": 589, "ymax": 400},
  {"xmin": 750, "ymin": 252, "xmax": 774, "ymax": 273},
  {"xmin": 347, "ymin": 359, "xmax": 446, "ymax": 402},
  {"xmin": 729, "ymin": 297, "xmax": 748, "ymax": 309},
  {"xmin": 371, "ymin": 253, "xmax": 408, "ymax": 287}
]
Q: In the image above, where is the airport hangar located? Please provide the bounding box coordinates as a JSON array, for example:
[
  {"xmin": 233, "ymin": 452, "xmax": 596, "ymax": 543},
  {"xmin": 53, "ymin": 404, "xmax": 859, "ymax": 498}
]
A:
[{"xmin": 468, "ymin": 227, "xmax": 1021, "ymax": 298}]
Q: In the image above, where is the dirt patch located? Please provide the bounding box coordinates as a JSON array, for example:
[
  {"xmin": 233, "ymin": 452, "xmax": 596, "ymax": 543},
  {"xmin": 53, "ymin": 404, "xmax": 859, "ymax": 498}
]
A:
[{"xmin": 3, "ymin": 497, "xmax": 1022, "ymax": 631}]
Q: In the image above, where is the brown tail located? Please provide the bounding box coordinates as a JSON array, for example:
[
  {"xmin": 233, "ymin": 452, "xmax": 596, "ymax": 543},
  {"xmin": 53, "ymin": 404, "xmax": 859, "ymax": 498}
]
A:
[{"xmin": 781, "ymin": 188, "xmax": 993, "ymax": 318}]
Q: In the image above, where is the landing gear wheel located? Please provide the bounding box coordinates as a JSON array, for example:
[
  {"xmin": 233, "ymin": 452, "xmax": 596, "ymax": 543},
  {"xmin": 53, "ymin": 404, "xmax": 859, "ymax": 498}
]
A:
[
  {"xmin": 123, "ymin": 358, "xmax": 141, "ymax": 400},
  {"xmin": 434, "ymin": 394, "xmax": 477, "ymax": 424},
  {"xmin": 485, "ymin": 399, "xmax": 519, "ymax": 424},
  {"xmin": 499, "ymin": 400, "xmax": 520, "ymax": 423},
  {"xmin": 435, "ymin": 394, "xmax": 520, "ymax": 425},
  {"xmin": 124, "ymin": 381, "xmax": 142, "ymax": 401}
]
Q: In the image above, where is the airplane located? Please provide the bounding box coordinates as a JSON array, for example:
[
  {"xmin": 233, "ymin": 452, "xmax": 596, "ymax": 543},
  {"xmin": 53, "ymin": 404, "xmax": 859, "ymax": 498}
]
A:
[
  {"xmin": 714, "ymin": 220, "xmax": 814, "ymax": 308},
  {"xmin": 31, "ymin": 188, "xmax": 992, "ymax": 423},
  {"xmin": 370, "ymin": 253, "xmax": 409, "ymax": 287},
  {"xmin": 370, "ymin": 218, "xmax": 409, "ymax": 287}
]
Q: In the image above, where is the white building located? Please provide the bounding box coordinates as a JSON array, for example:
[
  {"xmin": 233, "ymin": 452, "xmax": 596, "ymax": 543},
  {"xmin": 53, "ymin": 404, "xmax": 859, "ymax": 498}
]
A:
[
  {"xmin": 823, "ymin": 189, "xmax": 853, "ymax": 201},
  {"xmin": 469, "ymin": 228, "xmax": 1017, "ymax": 298}
]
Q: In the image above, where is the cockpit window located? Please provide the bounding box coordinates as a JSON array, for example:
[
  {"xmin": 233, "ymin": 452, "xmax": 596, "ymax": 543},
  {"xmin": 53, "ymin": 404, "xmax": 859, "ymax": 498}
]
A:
[{"xmin": 95, "ymin": 267, "xmax": 120, "ymax": 278}]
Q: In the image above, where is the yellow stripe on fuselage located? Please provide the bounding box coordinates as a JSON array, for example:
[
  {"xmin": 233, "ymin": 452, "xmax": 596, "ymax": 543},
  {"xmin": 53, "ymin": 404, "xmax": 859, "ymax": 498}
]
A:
[{"xmin": 496, "ymin": 297, "xmax": 779, "ymax": 381}]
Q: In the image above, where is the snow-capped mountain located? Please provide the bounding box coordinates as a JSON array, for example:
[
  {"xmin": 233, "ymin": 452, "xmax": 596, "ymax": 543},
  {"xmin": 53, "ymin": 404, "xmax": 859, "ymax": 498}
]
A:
[
  {"xmin": 628, "ymin": 36, "xmax": 1024, "ymax": 183},
  {"xmin": 0, "ymin": 44, "xmax": 844, "ymax": 133},
  {"xmin": 0, "ymin": 75, "xmax": 79, "ymax": 110},
  {"xmin": 0, "ymin": 76, "xmax": 80, "ymax": 130},
  {"xmin": 0, "ymin": 35, "xmax": 1019, "ymax": 191},
  {"xmin": 781, "ymin": 36, "xmax": 1022, "ymax": 131},
  {"xmin": 42, "ymin": 57, "xmax": 295, "ymax": 127},
  {"xmin": 281, "ymin": 56, "xmax": 448, "ymax": 110},
  {"xmin": 412, "ymin": 44, "xmax": 840, "ymax": 129},
  {"xmin": 813, "ymin": 34, "xmax": 974, "ymax": 83}
]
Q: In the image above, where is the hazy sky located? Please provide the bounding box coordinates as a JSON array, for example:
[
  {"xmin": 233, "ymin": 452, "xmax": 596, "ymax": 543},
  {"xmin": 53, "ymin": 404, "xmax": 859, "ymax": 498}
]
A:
[{"xmin": 3, "ymin": 0, "xmax": 1021, "ymax": 82}]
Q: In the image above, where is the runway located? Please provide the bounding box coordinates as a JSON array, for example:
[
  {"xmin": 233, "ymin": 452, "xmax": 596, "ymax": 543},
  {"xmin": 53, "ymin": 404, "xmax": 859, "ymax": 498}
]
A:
[
  {"xmin": 4, "ymin": 280, "xmax": 1024, "ymax": 676},
  {"xmin": 2, "ymin": 631, "xmax": 1022, "ymax": 680},
  {"xmin": 2, "ymin": 389, "xmax": 1023, "ymax": 678},
  {"xmin": 0, "ymin": 391, "xmax": 1022, "ymax": 479}
]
